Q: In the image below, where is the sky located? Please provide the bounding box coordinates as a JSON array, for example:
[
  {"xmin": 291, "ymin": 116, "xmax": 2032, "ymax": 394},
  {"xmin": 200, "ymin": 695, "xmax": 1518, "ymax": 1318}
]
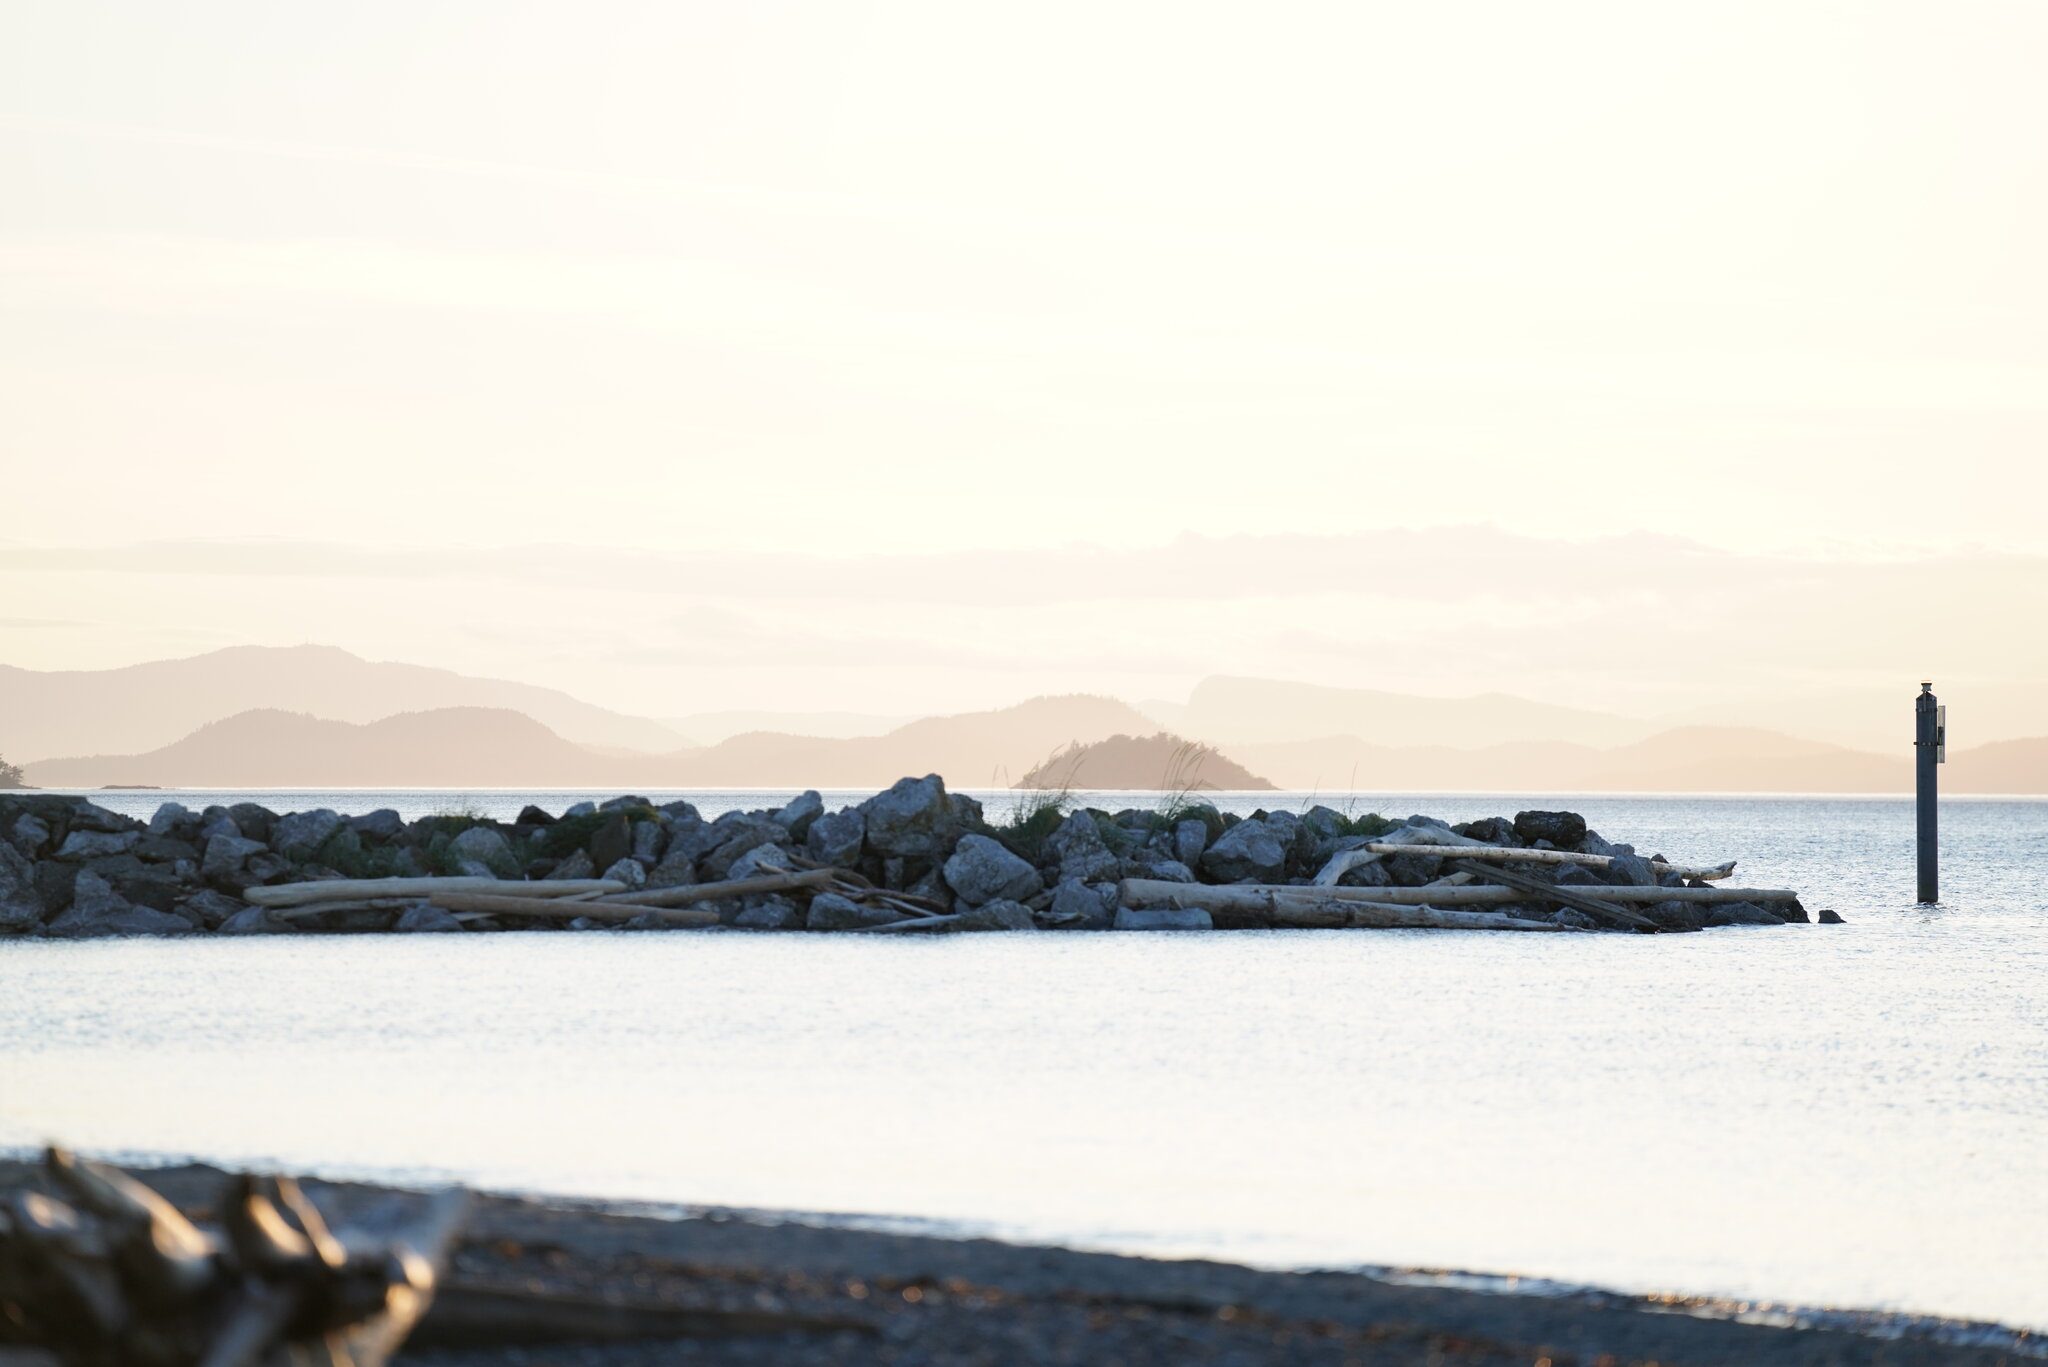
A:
[{"xmin": 2, "ymin": 1, "xmax": 2045, "ymax": 727}]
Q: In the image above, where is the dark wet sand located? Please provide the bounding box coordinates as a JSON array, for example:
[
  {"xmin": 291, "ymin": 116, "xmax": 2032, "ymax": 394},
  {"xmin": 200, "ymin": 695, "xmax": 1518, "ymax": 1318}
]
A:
[{"xmin": 1, "ymin": 1162, "xmax": 2033, "ymax": 1366}]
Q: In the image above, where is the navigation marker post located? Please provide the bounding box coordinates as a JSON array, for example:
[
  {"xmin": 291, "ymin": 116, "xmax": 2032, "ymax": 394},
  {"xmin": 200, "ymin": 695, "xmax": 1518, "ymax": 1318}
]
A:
[{"xmin": 1915, "ymin": 681, "xmax": 1944, "ymax": 904}]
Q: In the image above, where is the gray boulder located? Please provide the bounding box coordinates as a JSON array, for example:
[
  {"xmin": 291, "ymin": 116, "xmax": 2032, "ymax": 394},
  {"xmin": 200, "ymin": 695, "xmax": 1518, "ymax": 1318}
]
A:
[
  {"xmin": 348, "ymin": 808, "xmax": 406, "ymax": 842},
  {"xmin": 199, "ymin": 811, "xmax": 241, "ymax": 845},
  {"xmin": 772, "ymin": 790, "xmax": 824, "ymax": 839},
  {"xmin": 44, "ymin": 871, "xmax": 191, "ymax": 938},
  {"xmin": 1114, "ymin": 906, "xmax": 1212, "ymax": 931},
  {"xmin": 645, "ymin": 848, "xmax": 699, "ymax": 890},
  {"xmin": 396, "ymin": 904, "xmax": 465, "ymax": 933},
  {"xmin": 860, "ymin": 776, "xmax": 962, "ymax": 859},
  {"xmin": 202, "ymin": 833, "xmax": 266, "ymax": 881},
  {"xmin": 270, "ymin": 809, "xmax": 344, "ymax": 861},
  {"xmin": 1552, "ymin": 908, "xmax": 1599, "ymax": 930},
  {"xmin": 804, "ymin": 807, "xmax": 865, "ymax": 868},
  {"xmin": 178, "ymin": 890, "xmax": 247, "ymax": 930},
  {"xmin": 601, "ymin": 858, "xmax": 648, "ymax": 889},
  {"xmin": 1201, "ymin": 818, "xmax": 1287, "ymax": 882},
  {"xmin": 1133, "ymin": 859, "xmax": 1195, "ymax": 884},
  {"xmin": 725, "ymin": 842, "xmax": 794, "ymax": 882},
  {"xmin": 589, "ymin": 812, "xmax": 632, "ymax": 871},
  {"xmin": 1641, "ymin": 900, "xmax": 1704, "ymax": 931},
  {"xmin": 1336, "ymin": 858, "xmax": 1393, "ymax": 889},
  {"xmin": 702, "ymin": 819, "xmax": 786, "ymax": 880},
  {"xmin": 563, "ymin": 800, "xmax": 598, "ymax": 819},
  {"xmin": 1172, "ymin": 819, "xmax": 1208, "ymax": 868},
  {"xmin": 1044, "ymin": 878, "xmax": 1116, "ymax": 929},
  {"xmin": 8, "ymin": 813, "xmax": 51, "ymax": 857},
  {"xmin": 1603, "ymin": 853, "xmax": 1658, "ymax": 886},
  {"xmin": 735, "ymin": 896, "xmax": 801, "ymax": 930},
  {"xmin": 54, "ymin": 829, "xmax": 140, "ymax": 861},
  {"xmin": 664, "ymin": 819, "xmax": 726, "ymax": 868},
  {"xmin": 449, "ymin": 826, "xmax": 520, "ymax": 879},
  {"xmin": 942, "ymin": 834, "xmax": 1042, "ymax": 907},
  {"xmin": 630, "ymin": 819, "xmax": 666, "ymax": 865},
  {"xmin": 218, "ymin": 905, "xmax": 292, "ymax": 935},
  {"xmin": 1047, "ymin": 813, "xmax": 1119, "ymax": 883},
  {"xmin": 1703, "ymin": 900, "xmax": 1785, "ymax": 927},
  {"xmin": 1514, "ymin": 810, "xmax": 1588, "ymax": 848},
  {"xmin": 805, "ymin": 892, "xmax": 902, "ymax": 931},
  {"xmin": 957, "ymin": 898, "xmax": 1037, "ymax": 931},
  {"xmin": 147, "ymin": 802, "xmax": 194, "ymax": 837},
  {"xmin": 0, "ymin": 840, "xmax": 44, "ymax": 934},
  {"xmin": 546, "ymin": 849, "xmax": 597, "ymax": 881},
  {"xmin": 227, "ymin": 803, "xmax": 276, "ymax": 842}
]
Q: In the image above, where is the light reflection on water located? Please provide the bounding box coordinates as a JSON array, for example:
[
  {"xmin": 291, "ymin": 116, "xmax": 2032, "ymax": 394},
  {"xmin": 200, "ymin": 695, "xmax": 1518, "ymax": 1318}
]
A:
[{"xmin": 3, "ymin": 792, "xmax": 2045, "ymax": 1331}]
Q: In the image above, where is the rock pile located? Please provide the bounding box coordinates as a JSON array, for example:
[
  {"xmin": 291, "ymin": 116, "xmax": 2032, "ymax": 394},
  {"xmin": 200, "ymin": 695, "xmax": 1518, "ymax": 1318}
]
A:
[{"xmin": 0, "ymin": 781, "xmax": 1813, "ymax": 939}]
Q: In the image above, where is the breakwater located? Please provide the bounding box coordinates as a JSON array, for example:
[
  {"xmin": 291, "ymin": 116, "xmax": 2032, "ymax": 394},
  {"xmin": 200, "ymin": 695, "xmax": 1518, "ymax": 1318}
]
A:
[{"xmin": 0, "ymin": 777, "xmax": 1816, "ymax": 937}]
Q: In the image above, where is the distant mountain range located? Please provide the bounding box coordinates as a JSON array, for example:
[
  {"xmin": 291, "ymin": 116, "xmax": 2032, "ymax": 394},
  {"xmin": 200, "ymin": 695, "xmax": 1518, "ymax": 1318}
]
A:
[
  {"xmin": 7, "ymin": 646, "xmax": 2045, "ymax": 793},
  {"xmin": 21, "ymin": 695, "xmax": 1165, "ymax": 790},
  {"xmin": 0, "ymin": 645, "xmax": 683, "ymax": 761}
]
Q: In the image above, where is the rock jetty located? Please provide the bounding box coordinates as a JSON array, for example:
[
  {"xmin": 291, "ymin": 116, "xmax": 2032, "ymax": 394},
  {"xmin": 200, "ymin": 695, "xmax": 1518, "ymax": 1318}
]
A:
[{"xmin": 0, "ymin": 779, "xmax": 1815, "ymax": 939}]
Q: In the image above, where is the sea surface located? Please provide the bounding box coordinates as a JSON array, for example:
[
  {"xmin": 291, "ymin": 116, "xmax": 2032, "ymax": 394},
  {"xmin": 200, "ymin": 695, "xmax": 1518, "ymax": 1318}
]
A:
[{"xmin": 3, "ymin": 789, "xmax": 2045, "ymax": 1335}]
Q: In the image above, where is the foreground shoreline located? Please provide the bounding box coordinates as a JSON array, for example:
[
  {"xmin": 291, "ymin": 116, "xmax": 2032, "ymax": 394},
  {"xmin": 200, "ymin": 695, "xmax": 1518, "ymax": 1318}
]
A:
[{"xmin": 1, "ymin": 1159, "xmax": 2030, "ymax": 1366}]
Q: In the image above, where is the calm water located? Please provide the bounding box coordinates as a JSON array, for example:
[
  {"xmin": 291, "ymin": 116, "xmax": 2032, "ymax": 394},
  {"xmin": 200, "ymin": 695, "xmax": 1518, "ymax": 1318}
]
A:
[{"xmin": 3, "ymin": 791, "xmax": 2045, "ymax": 1333}]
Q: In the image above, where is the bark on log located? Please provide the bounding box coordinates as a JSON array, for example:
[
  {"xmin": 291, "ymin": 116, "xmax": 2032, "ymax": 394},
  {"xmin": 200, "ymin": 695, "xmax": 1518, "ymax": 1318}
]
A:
[
  {"xmin": 591, "ymin": 868, "xmax": 836, "ymax": 907},
  {"xmin": 1120, "ymin": 879, "xmax": 1800, "ymax": 912},
  {"xmin": 247, "ymin": 877, "xmax": 624, "ymax": 908},
  {"xmin": 429, "ymin": 893, "xmax": 720, "ymax": 927},
  {"xmin": 1374, "ymin": 843, "xmax": 1735, "ymax": 882},
  {"xmin": 1269, "ymin": 900, "xmax": 1569, "ymax": 931},
  {"xmin": 1312, "ymin": 824, "xmax": 1472, "ymax": 886},
  {"xmin": 845, "ymin": 914, "xmax": 964, "ymax": 932},
  {"xmin": 1446, "ymin": 859, "xmax": 1659, "ymax": 932}
]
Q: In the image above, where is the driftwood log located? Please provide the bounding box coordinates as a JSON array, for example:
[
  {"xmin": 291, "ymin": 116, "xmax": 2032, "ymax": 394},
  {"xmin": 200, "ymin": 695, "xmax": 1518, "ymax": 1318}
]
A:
[
  {"xmin": 1121, "ymin": 879, "xmax": 1799, "ymax": 913},
  {"xmin": 589, "ymin": 868, "xmax": 837, "ymax": 908},
  {"xmin": 1371, "ymin": 843, "xmax": 1736, "ymax": 882},
  {"xmin": 0, "ymin": 1148, "xmax": 467, "ymax": 1367},
  {"xmin": 245, "ymin": 878, "xmax": 624, "ymax": 909},
  {"xmin": 427, "ymin": 894, "xmax": 721, "ymax": 927},
  {"xmin": 1269, "ymin": 900, "xmax": 1570, "ymax": 932},
  {"xmin": 1446, "ymin": 858, "xmax": 1658, "ymax": 932}
]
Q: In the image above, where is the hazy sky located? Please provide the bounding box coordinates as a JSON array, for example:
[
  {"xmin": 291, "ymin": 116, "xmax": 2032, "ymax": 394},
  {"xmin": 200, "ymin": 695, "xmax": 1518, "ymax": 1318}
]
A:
[{"xmin": 3, "ymin": 2, "xmax": 2045, "ymax": 721}]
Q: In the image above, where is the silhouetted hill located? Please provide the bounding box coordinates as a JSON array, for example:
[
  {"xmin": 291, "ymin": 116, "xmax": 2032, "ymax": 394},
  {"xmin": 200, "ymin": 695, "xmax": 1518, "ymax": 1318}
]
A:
[
  {"xmin": 1017, "ymin": 734, "xmax": 1276, "ymax": 791},
  {"xmin": 662, "ymin": 695, "xmax": 1160, "ymax": 788},
  {"xmin": 23, "ymin": 707, "xmax": 617, "ymax": 788},
  {"xmin": 0, "ymin": 645, "xmax": 681, "ymax": 761}
]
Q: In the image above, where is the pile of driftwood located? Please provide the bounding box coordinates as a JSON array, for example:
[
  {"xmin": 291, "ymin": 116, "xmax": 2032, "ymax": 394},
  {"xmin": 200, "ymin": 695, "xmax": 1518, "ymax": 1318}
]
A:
[
  {"xmin": 0, "ymin": 1148, "xmax": 465, "ymax": 1367},
  {"xmin": 1119, "ymin": 823, "xmax": 1810, "ymax": 933},
  {"xmin": 0, "ymin": 1151, "xmax": 874, "ymax": 1365},
  {"xmin": 242, "ymin": 858, "xmax": 952, "ymax": 931}
]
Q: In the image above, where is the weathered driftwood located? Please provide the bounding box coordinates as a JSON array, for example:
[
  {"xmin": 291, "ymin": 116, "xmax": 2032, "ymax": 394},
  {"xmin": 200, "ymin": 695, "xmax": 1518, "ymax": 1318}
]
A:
[
  {"xmin": 272, "ymin": 897, "xmax": 420, "ymax": 922},
  {"xmin": 1311, "ymin": 824, "xmax": 1491, "ymax": 886},
  {"xmin": 0, "ymin": 1147, "xmax": 467, "ymax": 1367},
  {"xmin": 1447, "ymin": 858, "xmax": 1659, "ymax": 932},
  {"xmin": 1375, "ymin": 843, "xmax": 1736, "ymax": 882},
  {"xmin": 590, "ymin": 868, "xmax": 836, "ymax": 907},
  {"xmin": 1269, "ymin": 900, "xmax": 1569, "ymax": 932},
  {"xmin": 247, "ymin": 877, "xmax": 623, "ymax": 909},
  {"xmin": 1121, "ymin": 878, "xmax": 1800, "ymax": 913},
  {"xmin": 429, "ymin": 893, "xmax": 721, "ymax": 927},
  {"xmin": 844, "ymin": 913, "xmax": 965, "ymax": 932}
]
